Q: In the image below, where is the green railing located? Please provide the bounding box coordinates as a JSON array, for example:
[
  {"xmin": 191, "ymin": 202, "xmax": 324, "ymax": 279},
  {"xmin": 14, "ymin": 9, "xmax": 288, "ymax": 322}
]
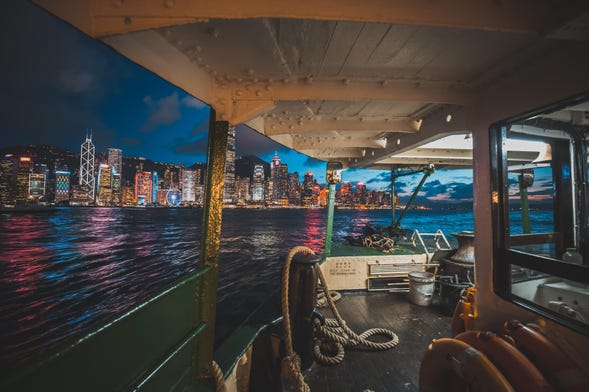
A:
[{"xmin": 1, "ymin": 268, "xmax": 213, "ymax": 392}]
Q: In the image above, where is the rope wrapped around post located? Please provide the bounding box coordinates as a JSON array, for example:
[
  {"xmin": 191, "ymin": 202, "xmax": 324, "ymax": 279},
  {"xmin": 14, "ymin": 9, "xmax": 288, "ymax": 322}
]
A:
[{"xmin": 281, "ymin": 246, "xmax": 313, "ymax": 392}]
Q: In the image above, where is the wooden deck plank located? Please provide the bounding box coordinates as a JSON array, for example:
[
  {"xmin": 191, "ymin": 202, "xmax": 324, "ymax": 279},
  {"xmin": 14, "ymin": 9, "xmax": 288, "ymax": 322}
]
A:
[{"xmin": 306, "ymin": 291, "xmax": 452, "ymax": 391}]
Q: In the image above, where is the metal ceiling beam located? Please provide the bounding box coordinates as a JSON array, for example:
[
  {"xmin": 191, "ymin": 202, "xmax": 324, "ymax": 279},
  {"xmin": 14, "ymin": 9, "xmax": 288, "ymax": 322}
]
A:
[
  {"xmin": 292, "ymin": 136, "xmax": 386, "ymax": 150},
  {"xmin": 264, "ymin": 117, "xmax": 421, "ymax": 136},
  {"xmin": 350, "ymin": 106, "xmax": 469, "ymax": 167},
  {"xmin": 215, "ymin": 79, "xmax": 475, "ymax": 107},
  {"xmin": 35, "ymin": 0, "xmax": 589, "ymax": 37}
]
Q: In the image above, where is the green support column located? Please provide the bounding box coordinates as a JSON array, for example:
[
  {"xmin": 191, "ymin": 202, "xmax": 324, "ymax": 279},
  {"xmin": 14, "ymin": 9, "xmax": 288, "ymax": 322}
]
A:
[
  {"xmin": 194, "ymin": 111, "xmax": 228, "ymax": 380},
  {"xmin": 325, "ymin": 183, "xmax": 336, "ymax": 257},
  {"xmin": 391, "ymin": 169, "xmax": 396, "ymax": 226}
]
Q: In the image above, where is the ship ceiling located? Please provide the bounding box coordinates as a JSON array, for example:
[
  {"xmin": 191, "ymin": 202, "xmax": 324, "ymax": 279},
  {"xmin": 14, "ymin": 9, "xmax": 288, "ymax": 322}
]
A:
[{"xmin": 34, "ymin": 0, "xmax": 589, "ymax": 169}]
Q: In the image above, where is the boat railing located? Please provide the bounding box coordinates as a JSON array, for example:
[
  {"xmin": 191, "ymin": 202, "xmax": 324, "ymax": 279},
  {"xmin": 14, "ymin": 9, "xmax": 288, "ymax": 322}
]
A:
[
  {"xmin": 411, "ymin": 229, "xmax": 453, "ymax": 261},
  {"xmin": 0, "ymin": 268, "xmax": 216, "ymax": 391}
]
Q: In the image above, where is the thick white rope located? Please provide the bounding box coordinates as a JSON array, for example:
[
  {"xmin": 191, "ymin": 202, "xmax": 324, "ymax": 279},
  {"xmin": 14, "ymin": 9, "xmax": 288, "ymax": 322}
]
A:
[
  {"xmin": 313, "ymin": 263, "xmax": 400, "ymax": 365},
  {"xmin": 281, "ymin": 246, "xmax": 313, "ymax": 392}
]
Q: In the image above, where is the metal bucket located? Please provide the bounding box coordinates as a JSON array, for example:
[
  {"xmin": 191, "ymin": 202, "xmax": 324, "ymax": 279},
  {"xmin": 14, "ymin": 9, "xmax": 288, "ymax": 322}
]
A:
[{"xmin": 408, "ymin": 271, "xmax": 435, "ymax": 306}]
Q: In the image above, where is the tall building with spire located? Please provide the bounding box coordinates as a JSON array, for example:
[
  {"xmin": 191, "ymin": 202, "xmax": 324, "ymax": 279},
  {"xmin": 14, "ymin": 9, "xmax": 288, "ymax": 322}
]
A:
[
  {"xmin": 80, "ymin": 133, "xmax": 96, "ymax": 200},
  {"xmin": 223, "ymin": 125, "xmax": 236, "ymax": 204}
]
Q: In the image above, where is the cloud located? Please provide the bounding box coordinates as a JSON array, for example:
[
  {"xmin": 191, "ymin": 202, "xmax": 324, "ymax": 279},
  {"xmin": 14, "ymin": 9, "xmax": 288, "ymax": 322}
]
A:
[
  {"xmin": 59, "ymin": 70, "xmax": 96, "ymax": 93},
  {"xmin": 367, "ymin": 172, "xmax": 391, "ymax": 184},
  {"xmin": 141, "ymin": 92, "xmax": 181, "ymax": 132},
  {"xmin": 182, "ymin": 96, "xmax": 207, "ymax": 110},
  {"xmin": 171, "ymin": 134, "xmax": 208, "ymax": 155},
  {"xmin": 235, "ymin": 124, "xmax": 282, "ymax": 156}
]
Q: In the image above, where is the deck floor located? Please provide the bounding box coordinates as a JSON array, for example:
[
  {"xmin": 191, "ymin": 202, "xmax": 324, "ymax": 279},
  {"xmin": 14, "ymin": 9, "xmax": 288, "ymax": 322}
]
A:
[{"xmin": 305, "ymin": 291, "xmax": 452, "ymax": 392}]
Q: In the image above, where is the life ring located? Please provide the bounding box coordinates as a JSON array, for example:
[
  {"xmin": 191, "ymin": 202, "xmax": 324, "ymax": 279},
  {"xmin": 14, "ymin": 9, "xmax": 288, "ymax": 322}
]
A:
[
  {"xmin": 419, "ymin": 338, "xmax": 515, "ymax": 392},
  {"xmin": 456, "ymin": 330, "xmax": 554, "ymax": 392},
  {"xmin": 504, "ymin": 320, "xmax": 589, "ymax": 392}
]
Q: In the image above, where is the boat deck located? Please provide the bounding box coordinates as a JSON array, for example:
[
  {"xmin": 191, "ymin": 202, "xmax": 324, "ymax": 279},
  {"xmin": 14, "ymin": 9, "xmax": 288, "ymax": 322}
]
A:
[{"xmin": 305, "ymin": 291, "xmax": 452, "ymax": 391}]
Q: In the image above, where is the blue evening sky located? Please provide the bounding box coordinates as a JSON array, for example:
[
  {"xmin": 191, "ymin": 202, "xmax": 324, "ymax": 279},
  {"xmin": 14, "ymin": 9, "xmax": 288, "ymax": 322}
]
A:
[{"xmin": 0, "ymin": 0, "xmax": 477, "ymax": 203}]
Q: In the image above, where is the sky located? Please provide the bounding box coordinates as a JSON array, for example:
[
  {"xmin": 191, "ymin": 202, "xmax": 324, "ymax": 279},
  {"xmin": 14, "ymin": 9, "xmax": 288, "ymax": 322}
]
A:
[{"xmin": 0, "ymin": 0, "xmax": 481, "ymax": 205}]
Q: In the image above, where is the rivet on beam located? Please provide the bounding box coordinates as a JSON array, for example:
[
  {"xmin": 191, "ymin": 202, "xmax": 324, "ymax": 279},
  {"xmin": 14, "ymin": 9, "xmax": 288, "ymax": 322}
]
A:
[
  {"xmin": 236, "ymin": 90, "xmax": 243, "ymax": 96},
  {"xmin": 342, "ymin": 79, "xmax": 350, "ymax": 85},
  {"xmin": 124, "ymin": 16, "xmax": 132, "ymax": 25},
  {"xmin": 247, "ymin": 68, "xmax": 255, "ymax": 75},
  {"xmin": 265, "ymin": 85, "xmax": 272, "ymax": 91},
  {"xmin": 208, "ymin": 27, "xmax": 220, "ymax": 38},
  {"xmin": 381, "ymin": 80, "xmax": 388, "ymax": 87},
  {"xmin": 113, "ymin": 0, "xmax": 124, "ymax": 8},
  {"xmin": 305, "ymin": 76, "xmax": 313, "ymax": 84},
  {"xmin": 164, "ymin": 0, "xmax": 175, "ymax": 9},
  {"xmin": 256, "ymin": 90, "xmax": 262, "ymax": 97},
  {"xmin": 283, "ymin": 78, "xmax": 290, "ymax": 84}
]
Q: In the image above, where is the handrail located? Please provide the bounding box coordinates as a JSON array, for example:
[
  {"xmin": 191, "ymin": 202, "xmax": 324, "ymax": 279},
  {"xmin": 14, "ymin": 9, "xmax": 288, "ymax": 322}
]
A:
[{"xmin": 411, "ymin": 229, "xmax": 453, "ymax": 262}]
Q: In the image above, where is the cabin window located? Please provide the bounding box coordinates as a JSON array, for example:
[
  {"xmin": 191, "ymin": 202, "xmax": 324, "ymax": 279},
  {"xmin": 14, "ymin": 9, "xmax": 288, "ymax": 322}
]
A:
[{"xmin": 491, "ymin": 94, "xmax": 589, "ymax": 334}]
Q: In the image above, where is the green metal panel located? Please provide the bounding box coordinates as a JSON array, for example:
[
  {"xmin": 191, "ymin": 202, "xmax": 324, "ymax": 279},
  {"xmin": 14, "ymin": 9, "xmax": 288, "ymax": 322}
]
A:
[
  {"xmin": 2, "ymin": 270, "xmax": 210, "ymax": 392},
  {"xmin": 213, "ymin": 325, "xmax": 266, "ymax": 379},
  {"xmin": 194, "ymin": 114, "xmax": 228, "ymax": 379}
]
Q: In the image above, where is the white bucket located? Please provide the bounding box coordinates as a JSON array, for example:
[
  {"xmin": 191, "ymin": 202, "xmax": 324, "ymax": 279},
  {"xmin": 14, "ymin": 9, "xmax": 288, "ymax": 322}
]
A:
[{"xmin": 408, "ymin": 271, "xmax": 435, "ymax": 306}]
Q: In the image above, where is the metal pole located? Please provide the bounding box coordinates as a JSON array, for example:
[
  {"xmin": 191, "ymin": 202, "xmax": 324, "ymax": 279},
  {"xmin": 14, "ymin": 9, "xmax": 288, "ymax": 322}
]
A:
[
  {"xmin": 325, "ymin": 183, "xmax": 336, "ymax": 256},
  {"xmin": 395, "ymin": 167, "xmax": 434, "ymax": 227},
  {"xmin": 391, "ymin": 169, "xmax": 396, "ymax": 226},
  {"xmin": 194, "ymin": 111, "xmax": 228, "ymax": 380}
]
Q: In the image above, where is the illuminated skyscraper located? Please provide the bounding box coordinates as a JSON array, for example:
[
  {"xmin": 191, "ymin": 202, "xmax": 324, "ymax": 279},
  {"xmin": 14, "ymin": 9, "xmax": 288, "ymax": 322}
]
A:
[
  {"xmin": 223, "ymin": 125, "xmax": 236, "ymax": 204},
  {"xmin": 135, "ymin": 171, "xmax": 153, "ymax": 205},
  {"xmin": 111, "ymin": 172, "xmax": 121, "ymax": 206},
  {"xmin": 181, "ymin": 169, "xmax": 196, "ymax": 203},
  {"xmin": 96, "ymin": 163, "xmax": 113, "ymax": 206},
  {"xmin": 80, "ymin": 133, "xmax": 96, "ymax": 200},
  {"xmin": 54, "ymin": 170, "xmax": 71, "ymax": 203},
  {"xmin": 252, "ymin": 164, "xmax": 265, "ymax": 202},
  {"xmin": 270, "ymin": 153, "xmax": 289, "ymax": 203},
  {"xmin": 107, "ymin": 148, "xmax": 122, "ymax": 175},
  {"xmin": 302, "ymin": 172, "xmax": 314, "ymax": 206},
  {"xmin": 0, "ymin": 154, "xmax": 16, "ymax": 204},
  {"xmin": 28, "ymin": 173, "xmax": 46, "ymax": 200},
  {"xmin": 152, "ymin": 172, "xmax": 158, "ymax": 204},
  {"xmin": 16, "ymin": 156, "xmax": 33, "ymax": 202}
]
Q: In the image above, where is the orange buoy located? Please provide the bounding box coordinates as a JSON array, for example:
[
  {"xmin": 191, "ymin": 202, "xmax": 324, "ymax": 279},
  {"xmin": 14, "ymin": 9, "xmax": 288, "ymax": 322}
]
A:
[
  {"xmin": 456, "ymin": 330, "xmax": 554, "ymax": 392},
  {"xmin": 504, "ymin": 320, "xmax": 589, "ymax": 392},
  {"xmin": 419, "ymin": 338, "xmax": 515, "ymax": 392}
]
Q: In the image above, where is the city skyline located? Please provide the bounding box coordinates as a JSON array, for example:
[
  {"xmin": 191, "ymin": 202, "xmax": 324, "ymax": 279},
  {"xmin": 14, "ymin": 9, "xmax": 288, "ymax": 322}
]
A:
[{"xmin": 0, "ymin": 0, "xmax": 477, "ymax": 207}]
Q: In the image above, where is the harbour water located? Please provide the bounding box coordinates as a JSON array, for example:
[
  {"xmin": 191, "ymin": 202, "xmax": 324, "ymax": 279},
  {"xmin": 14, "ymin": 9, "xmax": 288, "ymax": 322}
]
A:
[{"xmin": 0, "ymin": 207, "xmax": 551, "ymax": 371}]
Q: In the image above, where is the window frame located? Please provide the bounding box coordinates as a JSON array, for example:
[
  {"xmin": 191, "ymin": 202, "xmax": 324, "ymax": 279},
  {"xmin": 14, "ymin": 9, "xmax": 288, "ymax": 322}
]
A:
[{"xmin": 490, "ymin": 93, "xmax": 589, "ymax": 335}]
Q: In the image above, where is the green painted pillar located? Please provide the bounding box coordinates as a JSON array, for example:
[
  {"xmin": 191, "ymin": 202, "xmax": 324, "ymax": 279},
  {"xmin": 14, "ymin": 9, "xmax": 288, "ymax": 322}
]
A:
[
  {"xmin": 324, "ymin": 183, "xmax": 336, "ymax": 257},
  {"xmin": 194, "ymin": 111, "xmax": 228, "ymax": 380},
  {"xmin": 391, "ymin": 169, "xmax": 396, "ymax": 226}
]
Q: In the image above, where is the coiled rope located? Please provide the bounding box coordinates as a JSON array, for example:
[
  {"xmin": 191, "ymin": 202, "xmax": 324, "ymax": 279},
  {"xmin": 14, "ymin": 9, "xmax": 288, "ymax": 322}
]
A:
[
  {"xmin": 281, "ymin": 246, "xmax": 400, "ymax": 390},
  {"xmin": 313, "ymin": 263, "xmax": 399, "ymax": 365}
]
